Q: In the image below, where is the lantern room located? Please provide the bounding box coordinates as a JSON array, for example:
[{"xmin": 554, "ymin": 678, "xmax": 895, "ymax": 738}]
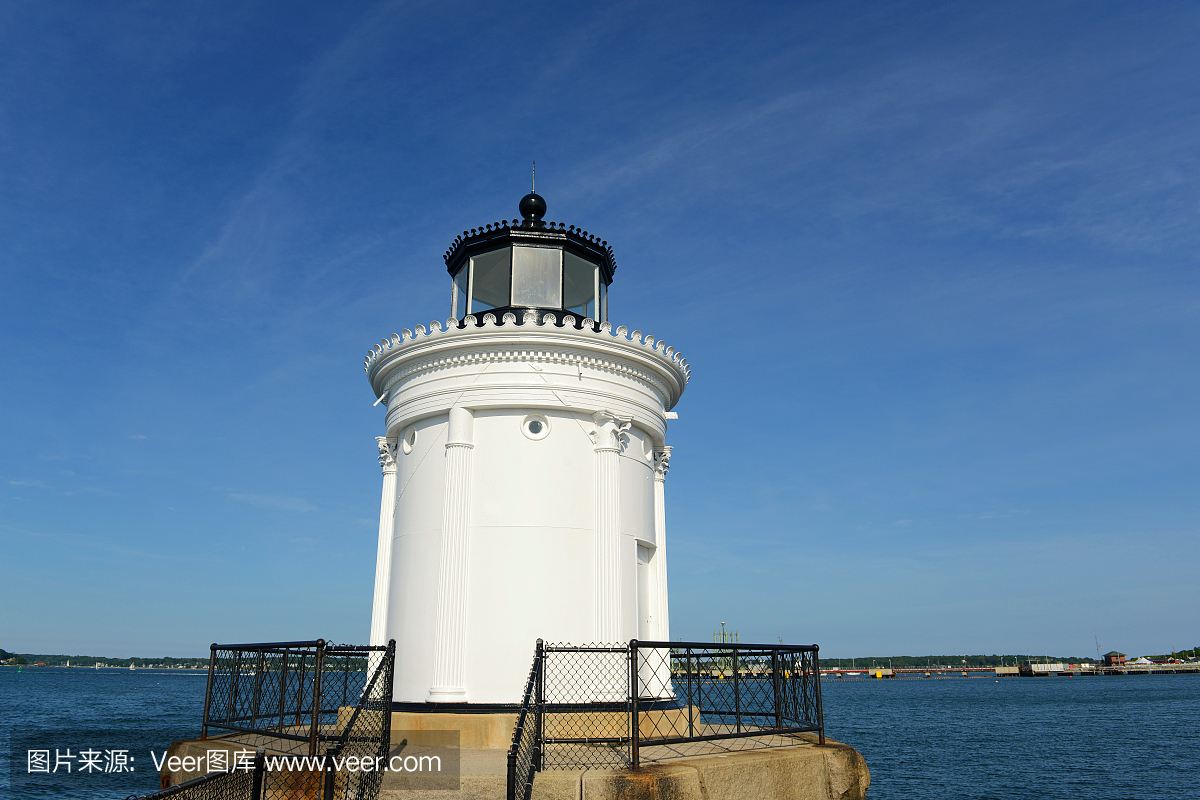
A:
[{"xmin": 444, "ymin": 191, "xmax": 615, "ymax": 324}]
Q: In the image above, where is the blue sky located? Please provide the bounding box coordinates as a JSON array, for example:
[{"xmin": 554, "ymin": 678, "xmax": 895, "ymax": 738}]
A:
[{"xmin": 1, "ymin": 0, "xmax": 1196, "ymax": 660}]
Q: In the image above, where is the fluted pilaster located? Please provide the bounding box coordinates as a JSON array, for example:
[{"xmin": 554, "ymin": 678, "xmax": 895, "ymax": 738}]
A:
[
  {"xmin": 652, "ymin": 447, "xmax": 672, "ymax": 642},
  {"xmin": 593, "ymin": 411, "xmax": 629, "ymax": 643},
  {"xmin": 369, "ymin": 437, "xmax": 399, "ymax": 646},
  {"xmin": 429, "ymin": 407, "xmax": 474, "ymax": 702}
]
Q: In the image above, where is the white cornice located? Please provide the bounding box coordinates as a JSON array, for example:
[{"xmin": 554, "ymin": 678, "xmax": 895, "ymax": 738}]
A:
[
  {"xmin": 365, "ymin": 311, "xmax": 690, "ymax": 410},
  {"xmin": 376, "ymin": 346, "xmax": 675, "ymax": 403}
]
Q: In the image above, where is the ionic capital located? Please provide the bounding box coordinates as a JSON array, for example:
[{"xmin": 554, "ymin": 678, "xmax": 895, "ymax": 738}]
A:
[
  {"xmin": 653, "ymin": 446, "xmax": 673, "ymax": 481},
  {"xmin": 590, "ymin": 410, "xmax": 632, "ymax": 453},
  {"xmin": 376, "ymin": 436, "xmax": 399, "ymax": 473}
]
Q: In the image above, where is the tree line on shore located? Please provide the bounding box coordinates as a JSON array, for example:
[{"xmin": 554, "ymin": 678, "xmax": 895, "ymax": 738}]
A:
[
  {"xmin": 822, "ymin": 648, "xmax": 1199, "ymax": 668},
  {"xmin": 5, "ymin": 646, "xmax": 1195, "ymax": 670},
  {"xmin": 1, "ymin": 648, "xmax": 207, "ymax": 668}
]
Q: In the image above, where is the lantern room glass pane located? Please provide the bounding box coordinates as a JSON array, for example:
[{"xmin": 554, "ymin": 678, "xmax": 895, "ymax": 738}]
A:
[
  {"xmin": 453, "ymin": 267, "xmax": 468, "ymax": 318},
  {"xmin": 470, "ymin": 247, "xmax": 511, "ymax": 311},
  {"xmin": 562, "ymin": 251, "xmax": 597, "ymax": 319},
  {"xmin": 511, "ymin": 245, "xmax": 562, "ymax": 308}
]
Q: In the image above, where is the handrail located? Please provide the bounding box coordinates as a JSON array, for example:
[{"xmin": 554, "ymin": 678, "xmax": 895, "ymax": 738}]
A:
[
  {"xmin": 638, "ymin": 639, "xmax": 819, "ymax": 651},
  {"xmin": 506, "ymin": 640, "xmax": 543, "ymax": 800},
  {"xmin": 209, "ymin": 640, "xmax": 326, "ymax": 650}
]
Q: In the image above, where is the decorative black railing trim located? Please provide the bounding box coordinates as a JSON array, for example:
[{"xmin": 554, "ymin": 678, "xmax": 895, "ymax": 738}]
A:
[{"xmin": 443, "ymin": 221, "xmax": 618, "ymax": 280}]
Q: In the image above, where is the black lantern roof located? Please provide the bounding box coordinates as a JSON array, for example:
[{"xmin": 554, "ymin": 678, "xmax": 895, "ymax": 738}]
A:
[{"xmin": 443, "ymin": 193, "xmax": 617, "ymax": 283}]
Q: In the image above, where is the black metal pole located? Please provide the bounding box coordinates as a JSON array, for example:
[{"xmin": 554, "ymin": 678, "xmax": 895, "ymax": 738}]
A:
[
  {"xmin": 311, "ymin": 640, "xmax": 325, "ymax": 756},
  {"xmin": 201, "ymin": 644, "xmax": 216, "ymax": 740},
  {"xmin": 813, "ymin": 646, "xmax": 825, "ymax": 745},
  {"xmin": 343, "ymin": 650, "xmax": 350, "ymax": 709},
  {"xmin": 772, "ymin": 649, "xmax": 782, "ymax": 731},
  {"xmin": 686, "ymin": 647, "xmax": 694, "ymax": 739},
  {"xmin": 630, "ymin": 639, "xmax": 640, "ymax": 769},
  {"xmin": 384, "ymin": 640, "xmax": 397, "ymax": 753},
  {"xmin": 322, "ymin": 744, "xmax": 338, "ymax": 800},
  {"xmin": 278, "ymin": 648, "xmax": 289, "ymax": 733},
  {"xmin": 250, "ymin": 651, "xmax": 264, "ymax": 733},
  {"xmin": 228, "ymin": 650, "xmax": 241, "ymax": 728},
  {"xmin": 295, "ymin": 652, "xmax": 306, "ymax": 727},
  {"xmin": 534, "ymin": 639, "xmax": 545, "ymax": 772},
  {"xmin": 506, "ymin": 746, "xmax": 517, "ymax": 800},
  {"xmin": 732, "ymin": 648, "xmax": 741, "ymax": 734},
  {"xmin": 251, "ymin": 747, "xmax": 265, "ymax": 800}
]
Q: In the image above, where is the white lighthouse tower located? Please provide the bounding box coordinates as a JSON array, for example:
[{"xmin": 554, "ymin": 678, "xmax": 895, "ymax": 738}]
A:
[{"xmin": 364, "ymin": 191, "xmax": 688, "ymax": 705}]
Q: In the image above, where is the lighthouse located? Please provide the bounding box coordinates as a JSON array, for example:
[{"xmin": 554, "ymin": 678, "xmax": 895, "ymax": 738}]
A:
[{"xmin": 364, "ymin": 192, "xmax": 689, "ymax": 705}]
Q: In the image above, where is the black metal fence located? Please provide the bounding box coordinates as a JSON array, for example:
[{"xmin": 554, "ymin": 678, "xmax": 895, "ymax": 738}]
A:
[
  {"xmin": 132, "ymin": 639, "xmax": 395, "ymax": 800},
  {"xmin": 202, "ymin": 640, "xmax": 392, "ymax": 757},
  {"xmin": 316, "ymin": 641, "xmax": 396, "ymax": 800},
  {"xmin": 134, "ymin": 748, "xmax": 266, "ymax": 800},
  {"xmin": 506, "ymin": 639, "xmax": 823, "ymax": 800},
  {"xmin": 505, "ymin": 644, "xmax": 544, "ymax": 800}
]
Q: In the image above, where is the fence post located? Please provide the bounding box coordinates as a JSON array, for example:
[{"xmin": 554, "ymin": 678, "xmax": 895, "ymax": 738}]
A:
[
  {"xmin": 311, "ymin": 639, "xmax": 326, "ymax": 756},
  {"xmin": 629, "ymin": 639, "xmax": 639, "ymax": 769},
  {"xmin": 322, "ymin": 744, "xmax": 339, "ymax": 800},
  {"xmin": 534, "ymin": 639, "xmax": 545, "ymax": 772},
  {"xmin": 201, "ymin": 644, "xmax": 216, "ymax": 740},
  {"xmin": 276, "ymin": 647, "xmax": 289, "ymax": 734},
  {"xmin": 772, "ymin": 649, "xmax": 782, "ymax": 730},
  {"xmin": 228, "ymin": 650, "xmax": 242, "ymax": 729},
  {"xmin": 813, "ymin": 646, "xmax": 825, "ymax": 745},
  {"xmin": 385, "ymin": 640, "xmax": 397, "ymax": 753},
  {"xmin": 251, "ymin": 746, "xmax": 265, "ymax": 800},
  {"xmin": 250, "ymin": 651, "xmax": 265, "ymax": 733},
  {"xmin": 506, "ymin": 745, "xmax": 516, "ymax": 800},
  {"xmin": 732, "ymin": 647, "xmax": 741, "ymax": 734},
  {"xmin": 685, "ymin": 647, "xmax": 694, "ymax": 739},
  {"xmin": 295, "ymin": 652, "xmax": 307, "ymax": 727}
]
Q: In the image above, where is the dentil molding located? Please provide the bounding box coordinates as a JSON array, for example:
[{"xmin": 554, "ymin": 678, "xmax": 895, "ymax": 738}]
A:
[{"xmin": 365, "ymin": 311, "xmax": 689, "ymax": 410}]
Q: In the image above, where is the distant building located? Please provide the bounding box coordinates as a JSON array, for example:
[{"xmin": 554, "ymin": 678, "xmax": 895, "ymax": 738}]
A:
[{"xmin": 1103, "ymin": 651, "xmax": 1125, "ymax": 666}]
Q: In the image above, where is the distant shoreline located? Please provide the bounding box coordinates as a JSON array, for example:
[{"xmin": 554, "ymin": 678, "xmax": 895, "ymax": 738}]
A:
[
  {"xmin": 2, "ymin": 663, "xmax": 207, "ymax": 670},
  {"xmin": 1, "ymin": 649, "xmax": 209, "ymax": 669}
]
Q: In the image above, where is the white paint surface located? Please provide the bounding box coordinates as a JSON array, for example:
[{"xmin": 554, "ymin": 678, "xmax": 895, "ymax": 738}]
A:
[{"xmin": 365, "ymin": 315, "xmax": 687, "ymax": 703}]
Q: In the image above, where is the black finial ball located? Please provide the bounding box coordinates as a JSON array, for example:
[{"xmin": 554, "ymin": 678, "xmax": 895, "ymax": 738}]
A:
[{"xmin": 519, "ymin": 191, "xmax": 546, "ymax": 221}]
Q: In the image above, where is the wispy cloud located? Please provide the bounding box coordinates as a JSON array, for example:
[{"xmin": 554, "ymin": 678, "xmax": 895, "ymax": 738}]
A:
[
  {"xmin": 62, "ymin": 486, "xmax": 118, "ymax": 498},
  {"xmin": 8, "ymin": 479, "xmax": 47, "ymax": 488},
  {"xmin": 228, "ymin": 492, "xmax": 317, "ymax": 513},
  {"xmin": 0, "ymin": 522, "xmax": 194, "ymax": 563},
  {"xmin": 130, "ymin": 434, "xmax": 146, "ymax": 440}
]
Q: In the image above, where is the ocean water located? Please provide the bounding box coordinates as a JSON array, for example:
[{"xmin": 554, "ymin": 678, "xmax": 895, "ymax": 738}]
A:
[
  {"xmin": 821, "ymin": 673, "xmax": 1200, "ymax": 799},
  {"xmin": 2, "ymin": 666, "xmax": 208, "ymax": 799},
  {"xmin": 3, "ymin": 666, "xmax": 1198, "ymax": 798}
]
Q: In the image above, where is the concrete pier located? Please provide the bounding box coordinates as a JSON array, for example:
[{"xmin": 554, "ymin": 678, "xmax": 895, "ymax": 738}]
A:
[
  {"xmin": 162, "ymin": 713, "xmax": 870, "ymax": 800},
  {"xmin": 377, "ymin": 735, "xmax": 869, "ymax": 800}
]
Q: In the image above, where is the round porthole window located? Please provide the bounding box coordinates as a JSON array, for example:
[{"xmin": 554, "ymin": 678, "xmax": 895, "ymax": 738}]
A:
[
  {"xmin": 402, "ymin": 427, "xmax": 417, "ymax": 455},
  {"xmin": 522, "ymin": 413, "xmax": 550, "ymax": 441}
]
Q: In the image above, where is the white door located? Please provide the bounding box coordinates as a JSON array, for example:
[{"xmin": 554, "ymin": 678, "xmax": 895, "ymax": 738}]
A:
[{"xmin": 636, "ymin": 544, "xmax": 653, "ymax": 641}]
